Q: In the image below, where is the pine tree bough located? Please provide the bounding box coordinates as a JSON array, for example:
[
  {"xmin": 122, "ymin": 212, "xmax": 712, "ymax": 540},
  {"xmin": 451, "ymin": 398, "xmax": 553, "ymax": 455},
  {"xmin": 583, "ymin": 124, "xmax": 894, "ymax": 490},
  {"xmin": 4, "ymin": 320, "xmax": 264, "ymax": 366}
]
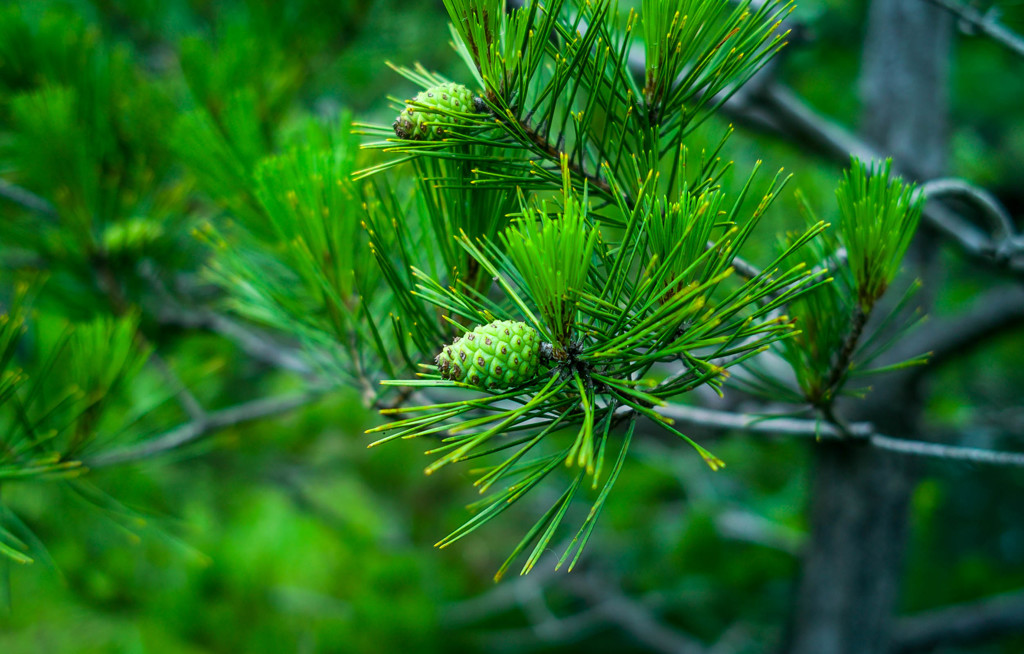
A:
[
  {"xmin": 436, "ymin": 320, "xmax": 541, "ymax": 389},
  {"xmin": 393, "ymin": 82, "xmax": 477, "ymax": 140},
  {"xmin": 349, "ymin": 0, "xmax": 981, "ymax": 582}
]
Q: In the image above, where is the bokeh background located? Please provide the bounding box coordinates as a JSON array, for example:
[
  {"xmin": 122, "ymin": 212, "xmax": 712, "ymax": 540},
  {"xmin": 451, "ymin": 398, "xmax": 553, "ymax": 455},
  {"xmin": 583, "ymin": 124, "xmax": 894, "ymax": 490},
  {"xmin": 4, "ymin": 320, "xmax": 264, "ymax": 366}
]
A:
[{"xmin": 0, "ymin": 0, "xmax": 1023, "ymax": 652}]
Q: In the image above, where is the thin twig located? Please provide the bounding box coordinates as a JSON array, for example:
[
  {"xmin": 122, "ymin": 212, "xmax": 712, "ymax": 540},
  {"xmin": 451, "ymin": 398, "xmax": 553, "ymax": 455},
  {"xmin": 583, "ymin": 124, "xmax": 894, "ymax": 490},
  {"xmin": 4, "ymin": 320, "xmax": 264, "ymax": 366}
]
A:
[
  {"xmin": 512, "ymin": 113, "xmax": 623, "ymax": 205},
  {"xmin": 147, "ymin": 352, "xmax": 207, "ymax": 422},
  {"xmin": 920, "ymin": 178, "xmax": 1016, "ymax": 242},
  {"xmin": 88, "ymin": 390, "xmax": 324, "ymax": 467},
  {"xmin": 894, "ymin": 587, "xmax": 1024, "ymax": 652},
  {"xmin": 867, "ymin": 434, "xmax": 1024, "ymax": 467},
  {"xmin": 655, "ymin": 402, "xmax": 874, "ymax": 439},
  {"xmin": 156, "ymin": 304, "xmax": 315, "ymax": 377},
  {"xmin": 925, "ymin": 0, "xmax": 1024, "ymax": 58},
  {"xmin": 823, "ymin": 304, "xmax": 869, "ymax": 402},
  {"xmin": 654, "ymin": 402, "xmax": 1024, "ymax": 468},
  {"xmin": 0, "ymin": 178, "xmax": 58, "ymax": 219}
]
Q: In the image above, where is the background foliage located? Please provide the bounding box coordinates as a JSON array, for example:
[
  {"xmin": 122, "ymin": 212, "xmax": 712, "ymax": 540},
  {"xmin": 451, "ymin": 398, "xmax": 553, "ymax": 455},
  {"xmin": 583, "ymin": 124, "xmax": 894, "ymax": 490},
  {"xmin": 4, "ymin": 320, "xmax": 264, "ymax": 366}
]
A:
[{"xmin": 0, "ymin": 0, "xmax": 1022, "ymax": 653}]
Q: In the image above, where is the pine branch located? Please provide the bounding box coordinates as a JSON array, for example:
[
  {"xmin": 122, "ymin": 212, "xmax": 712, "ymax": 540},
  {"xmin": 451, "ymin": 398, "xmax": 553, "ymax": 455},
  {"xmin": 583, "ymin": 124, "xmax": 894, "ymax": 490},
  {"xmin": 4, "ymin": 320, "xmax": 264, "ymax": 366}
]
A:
[
  {"xmin": 894, "ymin": 587, "xmax": 1024, "ymax": 652},
  {"xmin": 497, "ymin": 0, "xmax": 771, "ymax": 284},
  {"xmin": 654, "ymin": 402, "xmax": 1024, "ymax": 468},
  {"xmin": 87, "ymin": 390, "xmax": 324, "ymax": 467},
  {"xmin": 655, "ymin": 402, "xmax": 874, "ymax": 439},
  {"xmin": 924, "ymin": 0, "xmax": 1024, "ymax": 58},
  {"xmin": 154, "ymin": 300, "xmax": 315, "ymax": 377},
  {"xmin": 822, "ymin": 304, "xmax": 869, "ymax": 403},
  {"xmin": 868, "ymin": 434, "xmax": 1024, "ymax": 467},
  {"xmin": 511, "ymin": 111, "xmax": 624, "ymax": 206},
  {"xmin": 500, "ymin": 6, "xmax": 1018, "ymax": 277}
]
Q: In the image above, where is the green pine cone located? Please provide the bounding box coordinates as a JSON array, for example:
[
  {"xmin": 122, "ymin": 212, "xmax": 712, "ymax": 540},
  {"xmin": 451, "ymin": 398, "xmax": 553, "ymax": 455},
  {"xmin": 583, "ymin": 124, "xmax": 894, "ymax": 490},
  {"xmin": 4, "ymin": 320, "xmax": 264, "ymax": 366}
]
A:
[
  {"xmin": 435, "ymin": 320, "xmax": 541, "ymax": 389},
  {"xmin": 393, "ymin": 82, "xmax": 475, "ymax": 140}
]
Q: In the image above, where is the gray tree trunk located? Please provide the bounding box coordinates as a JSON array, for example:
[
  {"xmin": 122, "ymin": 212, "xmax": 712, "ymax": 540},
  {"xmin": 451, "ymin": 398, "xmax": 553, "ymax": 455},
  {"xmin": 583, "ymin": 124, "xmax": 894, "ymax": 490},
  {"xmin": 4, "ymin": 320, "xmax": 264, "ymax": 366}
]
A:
[{"xmin": 787, "ymin": 2, "xmax": 952, "ymax": 654}]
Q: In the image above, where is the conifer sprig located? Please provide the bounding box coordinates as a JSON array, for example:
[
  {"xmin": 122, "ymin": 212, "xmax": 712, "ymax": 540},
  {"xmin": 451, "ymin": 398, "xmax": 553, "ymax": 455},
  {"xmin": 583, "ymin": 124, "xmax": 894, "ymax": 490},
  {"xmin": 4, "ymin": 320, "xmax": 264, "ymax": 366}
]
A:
[
  {"xmin": 0, "ymin": 286, "xmax": 161, "ymax": 565},
  {"xmin": 368, "ymin": 154, "xmax": 824, "ymax": 573},
  {"xmin": 643, "ymin": 0, "xmax": 792, "ymax": 131},
  {"xmin": 499, "ymin": 163, "xmax": 598, "ymax": 345},
  {"xmin": 756, "ymin": 159, "xmax": 926, "ymax": 408},
  {"xmin": 837, "ymin": 158, "xmax": 924, "ymax": 311}
]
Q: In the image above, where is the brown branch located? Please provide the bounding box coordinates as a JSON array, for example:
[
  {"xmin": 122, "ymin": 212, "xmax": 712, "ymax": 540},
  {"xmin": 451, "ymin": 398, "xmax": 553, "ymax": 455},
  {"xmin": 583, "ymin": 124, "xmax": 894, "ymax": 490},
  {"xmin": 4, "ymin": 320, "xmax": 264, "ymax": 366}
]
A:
[
  {"xmin": 512, "ymin": 114, "xmax": 622, "ymax": 204},
  {"xmin": 894, "ymin": 588, "xmax": 1024, "ymax": 652},
  {"xmin": 823, "ymin": 305, "xmax": 870, "ymax": 403}
]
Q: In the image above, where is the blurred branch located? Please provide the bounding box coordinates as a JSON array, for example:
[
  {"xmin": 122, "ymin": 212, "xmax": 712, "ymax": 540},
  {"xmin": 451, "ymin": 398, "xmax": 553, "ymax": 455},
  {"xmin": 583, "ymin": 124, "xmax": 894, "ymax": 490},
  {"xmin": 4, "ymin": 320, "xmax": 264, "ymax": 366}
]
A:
[
  {"xmin": 147, "ymin": 352, "xmax": 207, "ymax": 422},
  {"xmin": 636, "ymin": 440, "xmax": 806, "ymax": 555},
  {"xmin": 654, "ymin": 403, "xmax": 1024, "ymax": 467},
  {"xmin": 140, "ymin": 264, "xmax": 317, "ymax": 378},
  {"xmin": 450, "ymin": 568, "xmax": 710, "ymax": 654},
  {"xmin": 714, "ymin": 508, "xmax": 804, "ymax": 555},
  {"xmin": 901, "ymin": 285, "xmax": 1024, "ymax": 372},
  {"xmin": 88, "ymin": 390, "xmax": 324, "ymax": 467},
  {"xmin": 894, "ymin": 588, "xmax": 1024, "ymax": 652},
  {"xmin": 445, "ymin": 565, "xmax": 560, "ymax": 627},
  {"xmin": 564, "ymin": 574, "xmax": 709, "ymax": 654},
  {"xmin": 925, "ymin": 0, "xmax": 1024, "ymax": 58},
  {"xmin": 868, "ymin": 434, "xmax": 1024, "ymax": 466},
  {"xmin": 152, "ymin": 290, "xmax": 414, "ymax": 412},
  {"xmin": 920, "ymin": 178, "xmax": 1016, "ymax": 243},
  {"xmin": 918, "ymin": 178, "xmax": 1024, "ymax": 272},
  {"xmin": 721, "ymin": 83, "xmax": 1024, "ymax": 275},
  {"xmin": 0, "ymin": 178, "xmax": 58, "ymax": 219},
  {"xmin": 739, "ymin": 83, "xmax": 881, "ymax": 163},
  {"xmin": 157, "ymin": 304, "xmax": 315, "ymax": 378},
  {"xmin": 655, "ymin": 403, "xmax": 874, "ymax": 439}
]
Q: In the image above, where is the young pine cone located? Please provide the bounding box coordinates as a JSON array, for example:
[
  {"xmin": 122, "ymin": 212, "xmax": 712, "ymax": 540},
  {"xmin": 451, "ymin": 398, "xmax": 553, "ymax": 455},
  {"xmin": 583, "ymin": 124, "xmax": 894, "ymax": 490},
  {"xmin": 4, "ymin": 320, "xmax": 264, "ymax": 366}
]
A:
[
  {"xmin": 393, "ymin": 82, "xmax": 475, "ymax": 140},
  {"xmin": 435, "ymin": 320, "xmax": 541, "ymax": 389}
]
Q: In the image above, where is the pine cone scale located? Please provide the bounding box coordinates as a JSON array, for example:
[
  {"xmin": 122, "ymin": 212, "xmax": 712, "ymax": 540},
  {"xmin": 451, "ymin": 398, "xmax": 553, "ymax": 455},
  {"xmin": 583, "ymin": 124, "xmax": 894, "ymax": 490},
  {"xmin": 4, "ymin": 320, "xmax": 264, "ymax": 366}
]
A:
[
  {"xmin": 435, "ymin": 320, "xmax": 541, "ymax": 389},
  {"xmin": 393, "ymin": 82, "xmax": 476, "ymax": 140}
]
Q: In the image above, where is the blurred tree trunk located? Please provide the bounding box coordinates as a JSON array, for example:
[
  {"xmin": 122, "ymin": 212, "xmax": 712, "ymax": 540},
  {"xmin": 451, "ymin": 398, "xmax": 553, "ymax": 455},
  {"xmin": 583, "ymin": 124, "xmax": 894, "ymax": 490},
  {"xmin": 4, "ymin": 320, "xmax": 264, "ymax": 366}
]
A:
[{"xmin": 787, "ymin": 2, "xmax": 952, "ymax": 654}]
